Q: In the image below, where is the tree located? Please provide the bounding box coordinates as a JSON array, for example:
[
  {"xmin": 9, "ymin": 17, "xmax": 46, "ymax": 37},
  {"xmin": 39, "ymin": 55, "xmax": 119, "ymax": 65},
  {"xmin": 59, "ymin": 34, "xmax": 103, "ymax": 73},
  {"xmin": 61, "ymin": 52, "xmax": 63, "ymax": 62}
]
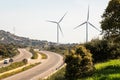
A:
[
  {"xmin": 65, "ymin": 46, "xmax": 94, "ymax": 80},
  {"xmin": 101, "ymin": 0, "xmax": 120, "ymax": 39}
]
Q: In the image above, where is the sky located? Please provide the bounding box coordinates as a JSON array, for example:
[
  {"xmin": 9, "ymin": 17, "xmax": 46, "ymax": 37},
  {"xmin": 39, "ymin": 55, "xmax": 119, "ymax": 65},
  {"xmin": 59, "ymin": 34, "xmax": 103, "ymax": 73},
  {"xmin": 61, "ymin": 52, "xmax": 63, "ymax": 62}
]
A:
[{"xmin": 0, "ymin": 0, "xmax": 109, "ymax": 44}]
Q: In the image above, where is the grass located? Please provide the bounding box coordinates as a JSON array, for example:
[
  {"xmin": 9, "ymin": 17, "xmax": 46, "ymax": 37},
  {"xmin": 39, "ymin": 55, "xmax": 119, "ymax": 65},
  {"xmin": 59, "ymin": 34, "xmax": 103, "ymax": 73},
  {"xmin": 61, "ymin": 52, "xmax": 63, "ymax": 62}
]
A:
[
  {"xmin": 40, "ymin": 52, "xmax": 47, "ymax": 59},
  {"xmin": 0, "ymin": 62, "xmax": 40, "ymax": 79},
  {"xmin": 79, "ymin": 59, "xmax": 120, "ymax": 80},
  {"xmin": 0, "ymin": 61, "xmax": 25, "ymax": 73},
  {"xmin": 45, "ymin": 59, "xmax": 120, "ymax": 80},
  {"xmin": 29, "ymin": 48, "xmax": 38, "ymax": 59},
  {"xmin": 43, "ymin": 67, "xmax": 65, "ymax": 80},
  {"xmin": 31, "ymin": 51, "xmax": 38, "ymax": 59}
]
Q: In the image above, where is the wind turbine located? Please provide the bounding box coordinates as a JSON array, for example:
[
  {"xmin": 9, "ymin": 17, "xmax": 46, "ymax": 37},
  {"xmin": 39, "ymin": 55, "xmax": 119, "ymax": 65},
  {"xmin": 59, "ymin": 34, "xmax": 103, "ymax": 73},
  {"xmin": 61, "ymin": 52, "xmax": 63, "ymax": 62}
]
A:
[
  {"xmin": 47, "ymin": 13, "xmax": 67, "ymax": 45},
  {"xmin": 74, "ymin": 6, "xmax": 101, "ymax": 42},
  {"xmin": 13, "ymin": 27, "xmax": 16, "ymax": 35}
]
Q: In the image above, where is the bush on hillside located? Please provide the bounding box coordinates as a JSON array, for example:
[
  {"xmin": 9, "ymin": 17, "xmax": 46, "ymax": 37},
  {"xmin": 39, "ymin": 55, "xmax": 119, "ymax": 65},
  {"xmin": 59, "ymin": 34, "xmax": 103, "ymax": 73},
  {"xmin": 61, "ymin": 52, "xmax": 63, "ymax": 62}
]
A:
[
  {"xmin": 0, "ymin": 43, "xmax": 18, "ymax": 58},
  {"xmin": 84, "ymin": 39, "xmax": 120, "ymax": 63},
  {"xmin": 65, "ymin": 46, "xmax": 94, "ymax": 80}
]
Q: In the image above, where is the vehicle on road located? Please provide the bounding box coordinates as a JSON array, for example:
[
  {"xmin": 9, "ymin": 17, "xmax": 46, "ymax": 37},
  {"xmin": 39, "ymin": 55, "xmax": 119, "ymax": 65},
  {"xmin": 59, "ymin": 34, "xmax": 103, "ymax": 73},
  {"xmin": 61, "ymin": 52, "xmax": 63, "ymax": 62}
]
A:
[
  {"xmin": 4, "ymin": 59, "xmax": 8, "ymax": 64},
  {"xmin": 9, "ymin": 58, "xmax": 14, "ymax": 63}
]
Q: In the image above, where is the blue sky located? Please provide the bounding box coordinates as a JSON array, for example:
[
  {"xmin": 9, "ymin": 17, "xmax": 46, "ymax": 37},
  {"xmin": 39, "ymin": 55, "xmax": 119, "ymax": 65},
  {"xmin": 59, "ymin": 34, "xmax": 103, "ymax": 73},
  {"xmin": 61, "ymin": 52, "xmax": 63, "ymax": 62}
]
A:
[{"xmin": 0, "ymin": 0, "xmax": 109, "ymax": 43}]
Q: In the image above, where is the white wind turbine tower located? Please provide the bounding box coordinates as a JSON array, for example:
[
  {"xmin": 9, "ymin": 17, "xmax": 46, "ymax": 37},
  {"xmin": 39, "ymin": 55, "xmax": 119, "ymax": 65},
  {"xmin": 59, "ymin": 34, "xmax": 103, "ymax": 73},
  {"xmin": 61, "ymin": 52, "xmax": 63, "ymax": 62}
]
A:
[
  {"xmin": 74, "ymin": 6, "xmax": 101, "ymax": 42},
  {"xmin": 47, "ymin": 13, "xmax": 67, "ymax": 45},
  {"xmin": 13, "ymin": 27, "xmax": 16, "ymax": 35}
]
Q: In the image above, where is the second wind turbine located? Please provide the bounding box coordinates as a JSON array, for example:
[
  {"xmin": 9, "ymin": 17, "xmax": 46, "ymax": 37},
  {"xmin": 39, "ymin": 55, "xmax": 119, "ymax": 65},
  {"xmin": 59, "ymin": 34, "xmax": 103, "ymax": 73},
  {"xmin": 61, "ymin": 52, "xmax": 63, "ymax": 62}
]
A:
[
  {"xmin": 47, "ymin": 13, "xmax": 67, "ymax": 45},
  {"xmin": 74, "ymin": 6, "xmax": 101, "ymax": 42}
]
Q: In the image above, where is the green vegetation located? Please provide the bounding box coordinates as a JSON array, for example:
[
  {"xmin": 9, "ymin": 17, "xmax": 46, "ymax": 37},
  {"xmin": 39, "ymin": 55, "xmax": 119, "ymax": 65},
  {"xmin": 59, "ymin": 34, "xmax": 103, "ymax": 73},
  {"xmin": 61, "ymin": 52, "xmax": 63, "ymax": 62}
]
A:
[
  {"xmin": 29, "ymin": 48, "xmax": 38, "ymax": 59},
  {"xmin": 84, "ymin": 0, "xmax": 120, "ymax": 62},
  {"xmin": 0, "ymin": 0, "xmax": 119, "ymax": 80},
  {"xmin": 45, "ymin": 59, "xmax": 120, "ymax": 80},
  {"xmin": 84, "ymin": 39, "xmax": 120, "ymax": 63},
  {"xmin": 101, "ymin": 0, "xmax": 120, "ymax": 40},
  {"xmin": 44, "ymin": 1, "xmax": 120, "ymax": 78},
  {"xmin": 0, "ymin": 62, "xmax": 40, "ymax": 79},
  {"xmin": 21, "ymin": 62, "xmax": 40, "ymax": 71},
  {"xmin": 79, "ymin": 59, "xmax": 120, "ymax": 80},
  {"xmin": 40, "ymin": 52, "xmax": 47, "ymax": 59},
  {"xmin": 0, "ymin": 61, "xmax": 25, "ymax": 73},
  {"xmin": 46, "ymin": 45, "xmax": 68, "ymax": 55},
  {"xmin": 65, "ymin": 46, "xmax": 94, "ymax": 80},
  {"xmin": 0, "ymin": 30, "xmax": 50, "ymax": 48},
  {"xmin": 44, "ymin": 67, "xmax": 65, "ymax": 80},
  {"xmin": 0, "ymin": 43, "xmax": 19, "ymax": 59}
]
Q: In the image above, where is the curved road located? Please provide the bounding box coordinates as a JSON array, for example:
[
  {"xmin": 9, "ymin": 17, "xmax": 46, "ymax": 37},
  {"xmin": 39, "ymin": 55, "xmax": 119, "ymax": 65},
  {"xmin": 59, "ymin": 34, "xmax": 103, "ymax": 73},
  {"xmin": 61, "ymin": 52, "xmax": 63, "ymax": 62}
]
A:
[
  {"xmin": 3, "ymin": 51, "xmax": 64, "ymax": 80},
  {"xmin": 0, "ymin": 49, "xmax": 32, "ymax": 68},
  {"xmin": 13, "ymin": 49, "xmax": 32, "ymax": 62}
]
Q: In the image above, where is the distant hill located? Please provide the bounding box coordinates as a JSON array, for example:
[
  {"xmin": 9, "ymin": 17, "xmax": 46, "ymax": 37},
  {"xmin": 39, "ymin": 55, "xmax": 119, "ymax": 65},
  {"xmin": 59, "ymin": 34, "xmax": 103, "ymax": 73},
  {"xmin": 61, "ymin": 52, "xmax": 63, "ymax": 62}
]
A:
[{"xmin": 0, "ymin": 30, "xmax": 56, "ymax": 48}]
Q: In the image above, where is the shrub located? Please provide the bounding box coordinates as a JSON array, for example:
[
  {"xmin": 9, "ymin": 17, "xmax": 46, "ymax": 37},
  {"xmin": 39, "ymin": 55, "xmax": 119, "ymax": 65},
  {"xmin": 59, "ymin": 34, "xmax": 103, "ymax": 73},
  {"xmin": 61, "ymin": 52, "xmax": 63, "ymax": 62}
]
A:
[
  {"xmin": 84, "ymin": 39, "xmax": 120, "ymax": 63},
  {"xmin": 22, "ymin": 58, "xmax": 28, "ymax": 64},
  {"xmin": 65, "ymin": 46, "xmax": 94, "ymax": 80},
  {"xmin": 0, "ymin": 43, "xmax": 18, "ymax": 58}
]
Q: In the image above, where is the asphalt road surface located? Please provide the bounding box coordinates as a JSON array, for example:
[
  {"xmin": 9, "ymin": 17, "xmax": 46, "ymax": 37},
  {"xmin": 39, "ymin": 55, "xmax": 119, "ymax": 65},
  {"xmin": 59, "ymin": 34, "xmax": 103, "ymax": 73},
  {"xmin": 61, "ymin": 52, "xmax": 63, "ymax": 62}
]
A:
[
  {"xmin": 0, "ymin": 49, "xmax": 32, "ymax": 68},
  {"xmin": 3, "ymin": 51, "xmax": 64, "ymax": 80}
]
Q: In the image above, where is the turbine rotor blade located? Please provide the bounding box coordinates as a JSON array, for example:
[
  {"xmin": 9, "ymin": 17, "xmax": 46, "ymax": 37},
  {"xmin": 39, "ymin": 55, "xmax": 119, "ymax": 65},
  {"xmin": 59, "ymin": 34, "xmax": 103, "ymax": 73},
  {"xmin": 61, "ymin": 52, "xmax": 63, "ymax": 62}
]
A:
[
  {"xmin": 46, "ymin": 20, "xmax": 57, "ymax": 23},
  {"xmin": 88, "ymin": 22, "xmax": 101, "ymax": 32},
  {"xmin": 58, "ymin": 24, "xmax": 64, "ymax": 36},
  {"xmin": 74, "ymin": 22, "xmax": 86, "ymax": 29},
  {"xmin": 59, "ymin": 12, "xmax": 67, "ymax": 23},
  {"xmin": 87, "ymin": 6, "xmax": 90, "ymax": 21}
]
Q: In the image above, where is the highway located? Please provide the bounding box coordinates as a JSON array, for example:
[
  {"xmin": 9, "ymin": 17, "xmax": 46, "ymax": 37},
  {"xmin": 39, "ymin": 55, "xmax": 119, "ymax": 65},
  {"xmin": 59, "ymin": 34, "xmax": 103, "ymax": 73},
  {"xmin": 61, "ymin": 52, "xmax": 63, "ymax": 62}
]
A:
[
  {"xmin": 13, "ymin": 49, "xmax": 32, "ymax": 62},
  {"xmin": 3, "ymin": 51, "xmax": 64, "ymax": 80},
  {"xmin": 0, "ymin": 49, "xmax": 32, "ymax": 68}
]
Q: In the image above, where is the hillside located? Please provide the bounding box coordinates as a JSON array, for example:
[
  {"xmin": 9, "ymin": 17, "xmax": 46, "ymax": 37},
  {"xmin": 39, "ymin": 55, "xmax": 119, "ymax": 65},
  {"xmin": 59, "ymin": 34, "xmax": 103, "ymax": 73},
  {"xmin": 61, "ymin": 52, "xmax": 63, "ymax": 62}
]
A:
[
  {"xmin": 0, "ymin": 30, "xmax": 56, "ymax": 48},
  {"xmin": 0, "ymin": 43, "xmax": 18, "ymax": 59}
]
